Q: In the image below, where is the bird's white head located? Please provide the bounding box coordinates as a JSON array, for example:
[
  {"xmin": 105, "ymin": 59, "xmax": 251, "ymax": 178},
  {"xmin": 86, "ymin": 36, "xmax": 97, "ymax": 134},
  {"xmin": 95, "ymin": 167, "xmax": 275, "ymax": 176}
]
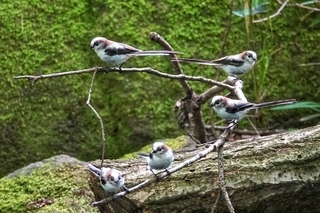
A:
[
  {"xmin": 152, "ymin": 142, "xmax": 170, "ymax": 155},
  {"xmin": 100, "ymin": 167, "xmax": 124, "ymax": 186},
  {"xmin": 242, "ymin": 51, "xmax": 257, "ymax": 64},
  {"xmin": 210, "ymin": 96, "xmax": 227, "ymax": 109},
  {"xmin": 90, "ymin": 37, "xmax": 108, "ymax": 51}
]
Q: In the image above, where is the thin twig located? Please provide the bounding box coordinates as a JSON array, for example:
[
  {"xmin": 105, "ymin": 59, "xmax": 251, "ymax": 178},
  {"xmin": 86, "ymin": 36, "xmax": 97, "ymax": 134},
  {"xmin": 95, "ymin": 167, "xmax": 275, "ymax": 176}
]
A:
[
  {"xmin": 92, "ymin": 127, "xmax": 234, "ymax": 206},
  {"xmin": 277, "ymin": 0, "xmax": 320, "ymax": 11},
  {"xmin": 246, "ymin": 117, "xmax": 260, "ymax": 137},
  {"xmin": 211, "ymin": 189, "xmax": 221, "ymax": 213},
  {"xmin": 293, "ymin": 2, "xmax": 320, "ymax": 11},
  {"xmin": 183, "ymin": 128, "xmax": 202, "ymax": 144},
  {"xmin": 298, "ymin": 62, "xmax": 320, "ymax": 67},
  {"xmin": 218, "ymin": 146, "xmax": 235, "ymax": 213},
  {"xmin": 253, "ymin": 0, "xmax": 290, "ymax": 23},
  {"xmin": 86, "ymin": 70, "xmax": 106, "ymax": 167},
  {"xmin": 13, "ymin": 67, "xmax": 234, "ymax": 90}
]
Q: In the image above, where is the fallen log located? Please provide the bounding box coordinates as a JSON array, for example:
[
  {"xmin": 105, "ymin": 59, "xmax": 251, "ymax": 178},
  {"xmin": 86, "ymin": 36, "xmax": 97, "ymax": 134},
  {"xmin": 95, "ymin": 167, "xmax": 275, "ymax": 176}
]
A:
[{"xmin": 88, "ymin": 125, "xmax": 320, "ymax": 213}]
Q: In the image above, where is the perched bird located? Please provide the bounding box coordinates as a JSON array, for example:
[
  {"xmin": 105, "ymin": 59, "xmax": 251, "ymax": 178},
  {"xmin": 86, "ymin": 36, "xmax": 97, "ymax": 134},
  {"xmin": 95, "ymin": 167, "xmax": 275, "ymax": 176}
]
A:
[
  {"xmin": 138, "ymin": 142, "xmax": 174, "ymax": 178},
  {"xmin": 86, "ymin": 163, "xmax": 129, "ymax": 193},
  {"xmin": 90, "ymin": 37, "xmax": 181, "ymax": 71},
  {"xmin": 174, "ymin": 51, "xmax": 257, "ymax": 76},
  {"xmin": 210, "ymin": 95, "xmax": 297, "ymax": 121}
]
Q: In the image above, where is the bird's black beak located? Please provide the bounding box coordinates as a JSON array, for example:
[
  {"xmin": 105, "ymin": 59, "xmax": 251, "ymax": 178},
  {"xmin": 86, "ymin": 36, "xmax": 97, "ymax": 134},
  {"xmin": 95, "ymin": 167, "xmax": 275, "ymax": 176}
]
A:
[{"xmin": 90, "ymin": 45, "xmax": 94, "ymax": 49}]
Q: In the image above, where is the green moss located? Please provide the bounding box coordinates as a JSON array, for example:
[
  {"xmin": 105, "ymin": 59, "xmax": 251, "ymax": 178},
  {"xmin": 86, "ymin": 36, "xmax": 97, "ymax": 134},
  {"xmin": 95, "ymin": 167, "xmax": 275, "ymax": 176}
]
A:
[{"xmin": 0, "ymin": 163, "xmax": 97, "ymax": 213}]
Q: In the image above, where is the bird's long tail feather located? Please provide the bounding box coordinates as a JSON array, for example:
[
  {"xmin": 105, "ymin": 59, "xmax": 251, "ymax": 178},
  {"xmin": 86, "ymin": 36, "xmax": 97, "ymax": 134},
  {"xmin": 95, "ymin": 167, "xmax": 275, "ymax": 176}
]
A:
[
  {"xmin": 172, "ymin": 58, "xmax": 220, "ymax": 66},
  {"xmin": 137, "ymin": 153, "xmax": 150, "ymax": 158},
  {"xmin": 130, "ymin": 50, "xmax": 182, "ymax": 56},
  {"xmin": 85, "ymin": 163, "xmax": 101, "ymax": 177},
  {"xmin": 253, "ymin": 99, "xmax": 297, "ymax": 109}
]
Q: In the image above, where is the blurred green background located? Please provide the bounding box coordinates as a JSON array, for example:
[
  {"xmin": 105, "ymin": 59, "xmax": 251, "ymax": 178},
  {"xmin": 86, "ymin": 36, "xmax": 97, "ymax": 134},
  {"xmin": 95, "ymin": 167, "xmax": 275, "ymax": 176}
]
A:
[{"xmin": 1, "ymin": 0, "xmax": 319, "ymax": 177}]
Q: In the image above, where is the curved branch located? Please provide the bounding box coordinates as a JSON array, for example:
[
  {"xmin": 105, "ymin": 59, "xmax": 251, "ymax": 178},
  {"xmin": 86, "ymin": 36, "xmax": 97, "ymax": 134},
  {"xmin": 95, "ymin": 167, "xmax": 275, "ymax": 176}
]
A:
[
  {"xmin": 150, "ymin": 32, "xmax": 192, "ymax": 96},
  {"xmin": 218, "ymin": 146, "xmax": 235, "ymax": 213},
  {"xmin": 85, "ymin": 70, "xmax": 106, "ymax": 167},
  {"xmin": 197, "ymin": 76, "xmax": 246, "ymax": 105},
  {"xmin": 253, "ymin": 0, "xmax": 289, "ymax": 23},
  {"xmin": 277, "ymin": 0, "xmax": 320, "ymax": 12}
]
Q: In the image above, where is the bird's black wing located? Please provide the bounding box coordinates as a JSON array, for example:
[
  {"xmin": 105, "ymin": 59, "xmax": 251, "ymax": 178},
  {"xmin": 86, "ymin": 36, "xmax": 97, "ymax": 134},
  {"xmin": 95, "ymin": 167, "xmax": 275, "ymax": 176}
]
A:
[
  {"xmin": 212, "ymin": 56, "xmax": 244, "ymax": 67},
  {"xmin": 105, "ymin": 42, "xmax": 141, "ymax": 56},
  {"xmin": 225, "ymin": 102, "xmax": 254, "ymax": 113}
]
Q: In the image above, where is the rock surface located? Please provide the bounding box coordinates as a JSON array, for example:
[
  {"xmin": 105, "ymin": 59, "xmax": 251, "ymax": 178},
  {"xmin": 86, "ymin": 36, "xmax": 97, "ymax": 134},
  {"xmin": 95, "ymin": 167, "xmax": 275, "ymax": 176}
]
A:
[{"xmin": 7, "ymin": 154, "xmax": 81, "ymax": 178}]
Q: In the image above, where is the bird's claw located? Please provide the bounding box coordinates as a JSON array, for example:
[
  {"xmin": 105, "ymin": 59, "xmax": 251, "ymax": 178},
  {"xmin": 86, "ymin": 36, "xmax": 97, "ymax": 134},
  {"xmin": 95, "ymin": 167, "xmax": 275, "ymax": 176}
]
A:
[
  {"xmin": 165, "ymin": 169, "xmax": 171, "ymax": 176},
  {"xmin": 151, "ymin": 169, "xmax": 160, "ymax": 181},
  {"xmin": 104, "ymin": 66, "xmax": 111, "ymax": 73},
  {"xmin": 227, "ymin": 120, "xmax": 238, "ymax": 130},
  {"xmin": 123, "ymin": 185, "xmax": 130, "ymax": 193}
]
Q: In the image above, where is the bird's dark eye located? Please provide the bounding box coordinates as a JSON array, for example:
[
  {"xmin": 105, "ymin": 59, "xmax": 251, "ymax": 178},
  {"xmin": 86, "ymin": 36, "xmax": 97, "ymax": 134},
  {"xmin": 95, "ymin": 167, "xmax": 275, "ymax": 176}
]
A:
[
  {"xmin": 214, "ymin": 100, "xmax": 221, "ymax": 105},
  {"xmin": 157, "ymin": 147, "xmax": 163, "ymax": 151},
  {"xmin": 110, "ymin": 176, "xmax": 114, "ymax": 181},
  {"xmin": 247, "ymin": 53, "xmax": 252, "ymax": 58},
  {"xmin": 94, "ymin": 41, "xmax": 99, "ymax": 46},
  {"xmin": 100, "ymin": 178, "xmax": 106, "ymax": 185}
]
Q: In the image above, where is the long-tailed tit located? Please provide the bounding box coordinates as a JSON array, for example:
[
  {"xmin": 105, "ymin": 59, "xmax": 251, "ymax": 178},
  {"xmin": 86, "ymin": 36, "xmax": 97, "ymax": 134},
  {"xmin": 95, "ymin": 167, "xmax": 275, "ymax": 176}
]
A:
[
  {"xmin": 90, "ymin": 37, "xmax": 181, "ymax": 71},
  {"xmin": 86, "ymin": 163, "xmax": 129, "ymax": 193},
  {"xmin": 138, "ymin": 142, "xmax": 174, "ymax": 178},
  {"xmin": 175, "ymin": 50, "xmax": 257, "ymax": 76},
  {"xmin": 210, "ymin": 95, "xmax": 297, "ymax": 121}
]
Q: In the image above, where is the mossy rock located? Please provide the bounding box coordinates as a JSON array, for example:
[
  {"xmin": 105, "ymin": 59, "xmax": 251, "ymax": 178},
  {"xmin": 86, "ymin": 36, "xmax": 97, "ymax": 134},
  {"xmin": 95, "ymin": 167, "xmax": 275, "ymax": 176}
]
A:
[{"xmin": 0, "ymin": 155, "xmax": 97, "ymax": 213}]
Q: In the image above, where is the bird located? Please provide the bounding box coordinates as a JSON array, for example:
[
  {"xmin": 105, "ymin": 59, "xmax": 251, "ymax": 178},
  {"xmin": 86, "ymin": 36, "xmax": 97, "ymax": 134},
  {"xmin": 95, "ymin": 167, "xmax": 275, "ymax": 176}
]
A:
[
  {"xmin": 138, "ymin": 142, "xmax": 174, "ymax": 178},
  {"xmin": 86, "ymin": 163, "xmax": 129, "ymax": 194},
  {"xmin": 90, "ymin": 37, "xmax": 182, "ymax": 71},
  {"xmin": 174, "ymin": 50, "xmax": 257, "ymax": 76},
  {"xmin": 210, "ymin": 95, "xmax": 297, "ymax": 121}
]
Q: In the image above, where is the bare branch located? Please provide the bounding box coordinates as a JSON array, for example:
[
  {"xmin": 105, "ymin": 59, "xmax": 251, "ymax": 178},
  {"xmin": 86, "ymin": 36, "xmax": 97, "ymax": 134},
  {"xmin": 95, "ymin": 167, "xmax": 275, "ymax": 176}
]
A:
[
  {"xmin": 193, "ymin": 106, "xmax": 207, "ymax": 143},
  {"xmin": 292, "ymin": 2, "xmax": 320, "ymax": 11},
  {"xmin": 86, "ymin": 70, "xmax": 106, "ymax": 167},
  {"xmin": 253, "ymin": 0, "xmax": 289, "ymax": 23},
  {"xmin": 218, "ymin": 146, "xmax": 235, "ymax": 213},
  {"xmin": 13, "ymin": 67, "xmax": 99, "ymax": 85},
  {"xmin": 298, "ymin": 62, "xmax": 320, "ymax": 67},
  {"xmin": 211, "ymin": 189, "xmax": 221, "ymax": 213},
  {"xmin": 13, "ymin": 67, "xmax": 234, "ymax": 90},
  {"xmin": 232, "ymin": 78, "xmax": 246, "ymax": 101},
  {"xmin": 277, "ymin": 0, "xmax": 320, "ymax": 11},
  {"xmin": 197, "ymin": 76, "xmax": 246, "ymax": 105},
  {"xmin": 150, "ymin": 32, "xmax": 192, "ymax": 95}
]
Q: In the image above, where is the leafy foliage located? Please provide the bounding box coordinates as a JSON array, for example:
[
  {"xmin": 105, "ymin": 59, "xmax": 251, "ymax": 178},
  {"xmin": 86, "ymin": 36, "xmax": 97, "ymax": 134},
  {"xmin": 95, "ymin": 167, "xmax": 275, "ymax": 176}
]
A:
[
  {"xmin": 272, "ymin": 101, "xmax": 320, "ymax": 122},
  {"xmin": 1, "ymin": 0, "xmax": 320, "ymax": 176}
]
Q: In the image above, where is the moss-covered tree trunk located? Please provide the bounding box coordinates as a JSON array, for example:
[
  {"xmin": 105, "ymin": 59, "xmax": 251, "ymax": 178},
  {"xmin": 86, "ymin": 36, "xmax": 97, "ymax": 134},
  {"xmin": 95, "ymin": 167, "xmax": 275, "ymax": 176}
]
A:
[{"xmin": 88, "ymin": 125, "xmax": 320, "ymax": 213}]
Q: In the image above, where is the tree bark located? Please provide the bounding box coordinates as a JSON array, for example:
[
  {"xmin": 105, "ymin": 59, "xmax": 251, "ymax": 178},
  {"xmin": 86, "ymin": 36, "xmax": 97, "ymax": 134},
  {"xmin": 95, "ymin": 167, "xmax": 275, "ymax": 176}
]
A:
[{"xmin": 88, "ymin": 125, "xmax": 320, "ymax": 213}]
